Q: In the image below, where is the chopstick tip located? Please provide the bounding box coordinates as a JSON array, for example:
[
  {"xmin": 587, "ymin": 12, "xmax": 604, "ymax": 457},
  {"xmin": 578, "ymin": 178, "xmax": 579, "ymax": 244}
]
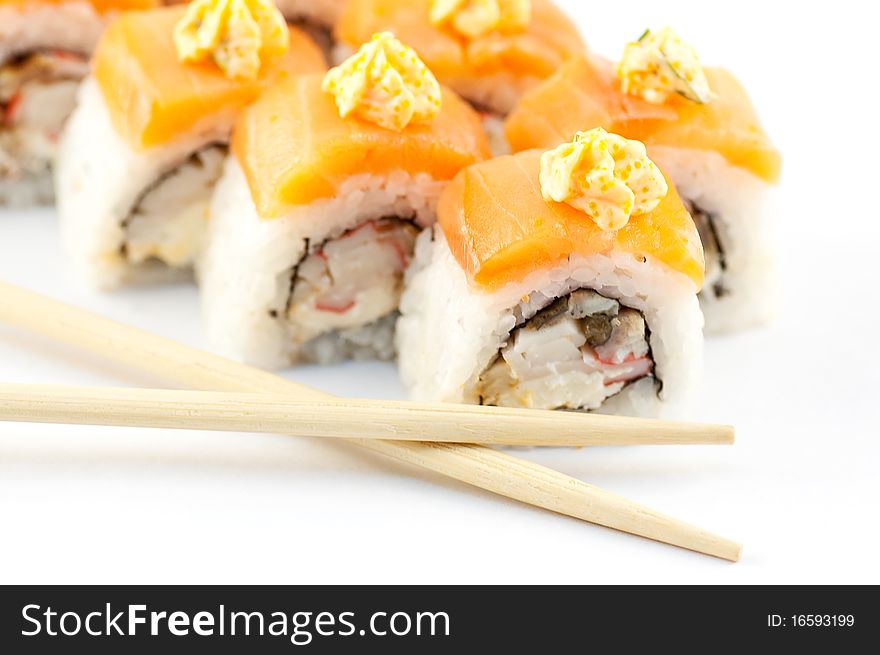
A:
[
  {"xmin": 729, "ymin": 542, "xmax": 743, "ymax": 563},
  {"xmin": 723, "ymin": 424, "xmax": 736, "ymax": 445}
]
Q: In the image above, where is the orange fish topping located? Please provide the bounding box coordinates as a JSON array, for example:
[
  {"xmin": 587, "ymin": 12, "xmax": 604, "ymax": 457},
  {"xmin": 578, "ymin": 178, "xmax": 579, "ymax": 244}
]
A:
[
  {"xmin": 232, "ymin": 74, "xmax": 491, "ymax": 217},
  {"xmin": 0, "ymin": 0, "xmax": 158, "ymax": 11},
  {"xmin": 505, "ymin": 54, "xmax": 781, "ymax": 183},
  {"xmin": 337, "ymin": 0, "xmax": 584, "ymax": 96},
  {"xmin": 93, "ymin": 6, "xmax": 325, "ymax": 150},
  {"xmin": 439, "ymin": 150, "xmax": 704, "ymax": 290}
]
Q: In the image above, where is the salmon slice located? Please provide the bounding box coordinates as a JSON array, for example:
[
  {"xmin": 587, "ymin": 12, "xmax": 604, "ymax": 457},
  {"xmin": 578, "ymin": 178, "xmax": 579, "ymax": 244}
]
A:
[
  {"xmin": 505, "ymin": 54, "xmax": 781, "ymax": 184},
  {"xmin": 1, "ymin": 0, "xmax": 158, "ymax": 10},
  {"xmin": 336, "ymin": 0, "xmax": 584, "ymax": 99},
  {"xmin": 439, "ymin": 149, "xmax": 705, "ymax": 290},
  {"xmin": 93, "ymin": 6, "xmax": 326, "ymax": 150},
  {"xmin": 232, "ymin": 74, "xmax": 491, "ymax": 217}
]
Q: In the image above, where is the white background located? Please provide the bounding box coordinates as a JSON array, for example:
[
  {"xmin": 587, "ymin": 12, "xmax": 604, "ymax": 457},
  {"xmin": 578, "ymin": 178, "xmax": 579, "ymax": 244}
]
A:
[{"xmin": 1, "ymin": 0, "xmax": 878, "ymax": 584}]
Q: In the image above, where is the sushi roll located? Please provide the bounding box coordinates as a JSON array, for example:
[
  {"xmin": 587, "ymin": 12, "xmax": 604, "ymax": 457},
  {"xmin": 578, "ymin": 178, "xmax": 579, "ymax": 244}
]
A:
[
  {"xmin": 199, "ymin": 33, "xmax": 490, "ymax": 368},
  {"xmin": 397, "ymin": 129, "xmax": 705, "ymax": 418},
  {"xmin": 0, "ymin": 0, "xmax": 159, "ymax": 206},
  {"xmin": 56, "ymin": 3, "xmax": 325, "ymax": 289},
  {"xmin": 335, "ymin": 0, "xmax": 584, "ymax": 152},
  {"xmin": 504, "ymin": 29, "xmax": 782, "ymax": 333}
]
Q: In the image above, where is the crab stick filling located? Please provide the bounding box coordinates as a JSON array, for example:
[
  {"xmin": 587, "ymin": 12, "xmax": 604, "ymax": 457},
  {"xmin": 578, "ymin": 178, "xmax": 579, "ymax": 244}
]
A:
[
  {"xmin": 1, "ymin": 51, "xmax": 88, "ymax": 179},
  {"xmin": 478, "ymin": 289, "xmax": 654, "ymax": 410},
  {"xmin": 286, "ymin": 219, "xmax": 419, "ymax": 349}
]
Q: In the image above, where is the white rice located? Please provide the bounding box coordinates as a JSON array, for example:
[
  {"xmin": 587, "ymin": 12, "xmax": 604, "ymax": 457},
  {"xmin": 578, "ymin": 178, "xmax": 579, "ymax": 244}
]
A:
[
  {"xmin": 397, "ymin": 228, "xmax": 704, "ymax": 419},
  {"xmin": 650, "ymin": 146, "xmax": 777, "ymax": 334},
  {"xmin": 199, "ymin": 157, "xmax": 445, "ymax": 369},
  {"xmin": 56, "ymin": 78, "xmax": 229, "ymax": 289}
]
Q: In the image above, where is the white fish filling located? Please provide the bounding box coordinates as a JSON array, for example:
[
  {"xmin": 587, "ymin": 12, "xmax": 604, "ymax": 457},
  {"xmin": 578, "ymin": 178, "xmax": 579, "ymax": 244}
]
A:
[
  {"xmin": 478, "ymin": 289, "xmax": 654, "ymax": 410},
  {"xmin": 0, "ymin": 51, "xmax": 88, "ymax": 177},
  {"xmin": 122, "ymin": 145, "xmax": 227, "ymax": 269},
  {"xmin": 286, "ymin": 218, "xmax": 419, "ymax": 347}
]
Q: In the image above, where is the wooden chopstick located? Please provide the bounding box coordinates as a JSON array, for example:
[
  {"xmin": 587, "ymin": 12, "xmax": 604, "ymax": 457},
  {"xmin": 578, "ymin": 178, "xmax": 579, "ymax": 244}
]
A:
[
  {"xmin": 0, "ymin": 383, "xmax": 734, "ymax": 447},
  {"xmin": 0, "ymin": 280, "xmax": 741, "ymax": 561}
]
